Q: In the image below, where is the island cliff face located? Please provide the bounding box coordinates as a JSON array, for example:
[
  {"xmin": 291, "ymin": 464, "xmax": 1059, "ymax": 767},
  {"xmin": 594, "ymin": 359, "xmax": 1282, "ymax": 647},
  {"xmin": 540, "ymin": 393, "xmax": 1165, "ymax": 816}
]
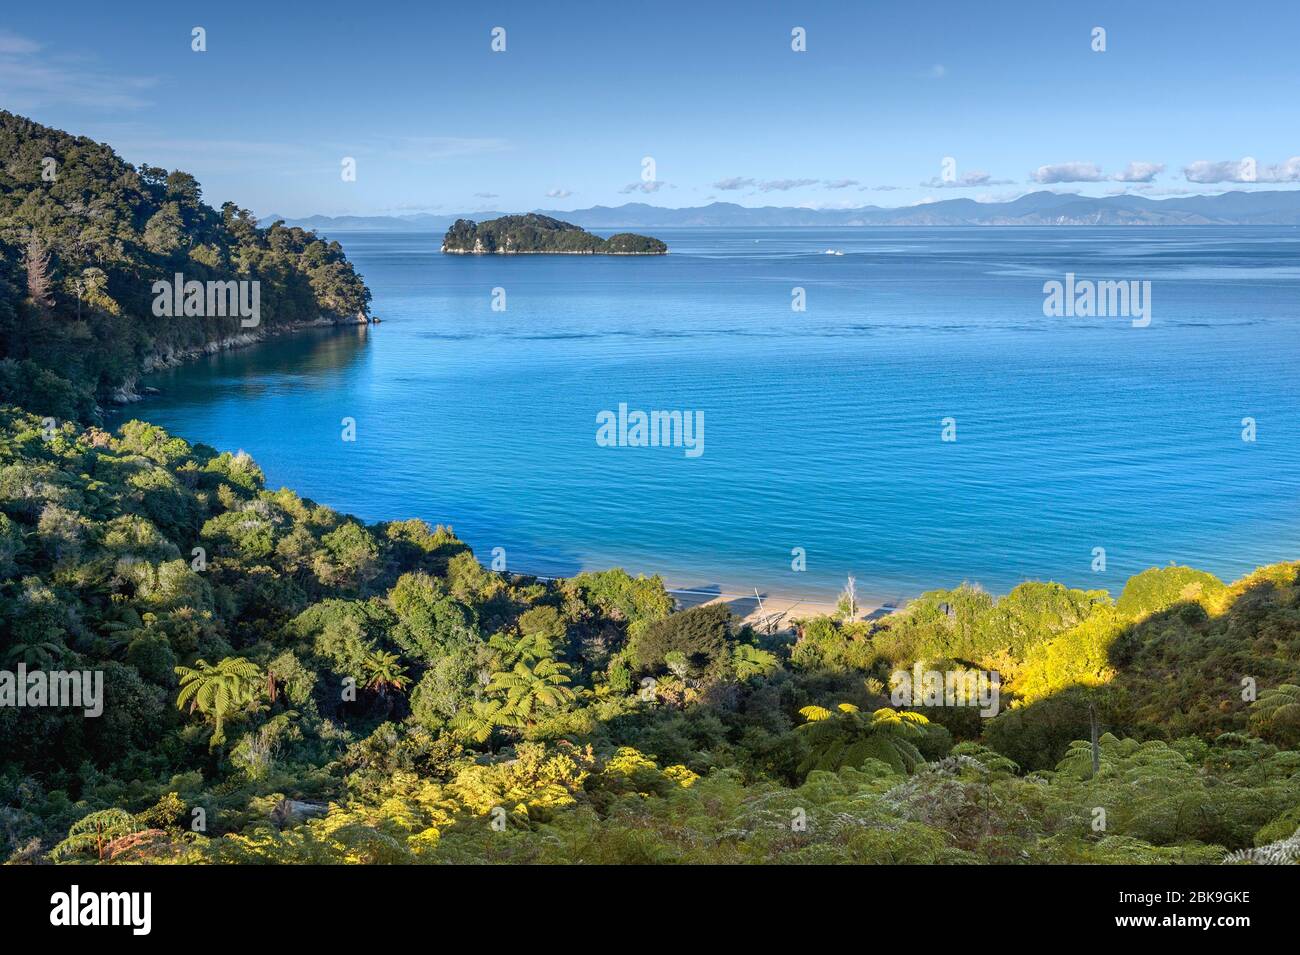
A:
[{"xmin": 441, "ymin": 214, "xmax": 667, "ymax": 254}]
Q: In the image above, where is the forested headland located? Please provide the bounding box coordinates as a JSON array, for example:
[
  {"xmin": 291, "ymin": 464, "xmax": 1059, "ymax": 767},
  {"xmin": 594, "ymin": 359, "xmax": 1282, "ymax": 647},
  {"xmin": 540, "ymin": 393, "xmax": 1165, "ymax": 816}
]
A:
[
  {"xmin": 0, "ymin": 111, "xmax": 371, "ymax": 419},
  {"xmin": 1, "ymin": 114, "xmax": 1298, "ymax": 865}
]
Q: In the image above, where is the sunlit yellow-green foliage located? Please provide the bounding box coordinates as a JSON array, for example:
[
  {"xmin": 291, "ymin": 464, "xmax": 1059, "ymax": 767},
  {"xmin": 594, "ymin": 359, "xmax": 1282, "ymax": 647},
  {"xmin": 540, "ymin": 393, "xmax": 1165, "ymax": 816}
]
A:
[
  {"xmin": 5, "ymin": 112, "xmax": 1295, "ymax": 864},
  {"xmin": 1015, "ymin": 606, "xmax": 1121, "ymax": 703},
  {"xmin": 1014, "ymin": 566, "xmax": 1236, "ymax": 705},
  {"xmin": 3, "ymin": 404, "xmax": 1299, "ymax": 866}
]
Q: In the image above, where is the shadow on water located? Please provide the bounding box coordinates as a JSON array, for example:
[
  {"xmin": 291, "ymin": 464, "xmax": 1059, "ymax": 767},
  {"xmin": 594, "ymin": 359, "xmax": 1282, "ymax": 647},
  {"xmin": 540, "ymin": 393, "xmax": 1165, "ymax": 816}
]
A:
[
  {"xmin": 491, "ymin": 543, "xmax": 585, "ymax": 580},
  {"xmin": 453, "ymin": 518, "xmax": 589, "ymax": 580},
  {"xmin": 132, "ymin": 324, "xmax": 374, "ymax": 410},
  {"xmin": 674, "ymin": 583, "xmax": 767, "ymax": 619},
  {"xmin": 673, "ymin": 583, "xmax": 723, "ymax": 610}
]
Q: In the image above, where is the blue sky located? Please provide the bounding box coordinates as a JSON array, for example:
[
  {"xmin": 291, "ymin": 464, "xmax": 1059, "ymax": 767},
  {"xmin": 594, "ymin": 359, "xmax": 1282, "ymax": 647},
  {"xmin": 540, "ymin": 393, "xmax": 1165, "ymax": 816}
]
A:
[{"xmin": 2, "ymin": 0, "xmax": 1297, "ymax": 217}]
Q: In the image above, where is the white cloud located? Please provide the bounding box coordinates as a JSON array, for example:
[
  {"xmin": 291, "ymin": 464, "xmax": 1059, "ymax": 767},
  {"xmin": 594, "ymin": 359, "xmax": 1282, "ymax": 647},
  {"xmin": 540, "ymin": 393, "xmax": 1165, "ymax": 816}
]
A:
[
  {"xmin": 1184, "ymin": 159, "xmax": 1252, "ymax": 183},
  {"xmin": 369, "ymin": 135, "xmax": 511, "ymax": 161},
  {"xmin": 0, "ymin": 30, "xmax": 156, "ymax": 110},
  {"xmin": 1184, "ymin": 156, "xmax": 1300, "ymax": 183},
  {"xmin": 1112, "ymin": 161, "xmax": 1165, "ymax": 183},
  {"xmin": 545, "ymin": 188, "xmax": 572, "ymax": 198},
  {"xmin": 1031, "ymin": 162, "xmax": 1106, "ymax": 184},
  {"xmin": 711, "ymin": 177, "xmax": 819, "ymax": 192},
  {"xmin": 921, "ymin": 170, "xmax": 1014, "ymax": 188},
  {"xmin": 0, "ymin": 30, "xmax": 41, "ymax": 55},
  {"xmin": 757, "ymin": 178, "xmax": 818, "ymax": 192},
  {"xmin": 1029, "ymin": 162, "xmax": 1165, "ymax": 185},
  {"xmin": 1258, "ymin": 157, "xmax": 1300, "ymax": 182},
  {"xmin": 619, "ymin": 180, "xmax": 670, "ymax": 194},
  {"xmin": 823, "ymin": 179, "xmax": 860, "ymax": 189},
  {"xmin": 103, "ymin": 134, "xmax": 310, "ymax": 175}
]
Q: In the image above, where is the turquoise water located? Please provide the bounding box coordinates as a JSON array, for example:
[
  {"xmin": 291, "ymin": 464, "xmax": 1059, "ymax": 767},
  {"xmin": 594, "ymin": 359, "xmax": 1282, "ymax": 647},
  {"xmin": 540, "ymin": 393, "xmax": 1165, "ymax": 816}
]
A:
[{"xmin": 129, "ymin": 227, "xmax": 1300, "ymax": 604}]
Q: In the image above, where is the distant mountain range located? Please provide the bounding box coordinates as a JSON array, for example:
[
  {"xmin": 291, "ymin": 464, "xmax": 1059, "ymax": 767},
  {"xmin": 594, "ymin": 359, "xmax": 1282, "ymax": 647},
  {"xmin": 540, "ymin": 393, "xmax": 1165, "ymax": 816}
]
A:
[{"xmin": 266, "ymin": 190, "xmax": 1300, "ymax": 233}]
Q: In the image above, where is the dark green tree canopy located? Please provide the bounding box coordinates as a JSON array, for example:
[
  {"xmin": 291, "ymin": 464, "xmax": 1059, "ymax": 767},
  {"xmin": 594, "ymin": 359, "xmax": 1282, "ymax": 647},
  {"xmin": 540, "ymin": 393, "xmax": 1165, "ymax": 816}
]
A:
[
  {"xmin": 441, "ymin": 214, "xmax": 666, "ymax": 255},
  {"xmin": 0, "ymin": 110, "xmax": 372, "ymax": 420}
]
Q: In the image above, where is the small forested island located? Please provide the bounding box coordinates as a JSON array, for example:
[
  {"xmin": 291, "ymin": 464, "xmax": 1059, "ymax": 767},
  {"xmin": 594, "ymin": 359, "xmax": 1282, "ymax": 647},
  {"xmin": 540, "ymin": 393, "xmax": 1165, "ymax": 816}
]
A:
[{"xmin": 441, "ymin": 213, "xmax": 667, "ymax": 255}]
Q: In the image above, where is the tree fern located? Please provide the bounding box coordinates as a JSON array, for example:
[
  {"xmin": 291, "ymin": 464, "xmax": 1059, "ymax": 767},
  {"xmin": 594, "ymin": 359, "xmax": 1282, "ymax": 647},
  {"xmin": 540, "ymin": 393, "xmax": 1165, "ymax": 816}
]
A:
[
  {"xmin": 51, "ymin": 808, "xmax": 137, "ymax": 862},
  {"xmin": 174, "ymin": 656, "xmax": 263, "ymax": 747},
  {"xmin": 797, "ymin": 704, "xmax": 931, "ymax": 776}
]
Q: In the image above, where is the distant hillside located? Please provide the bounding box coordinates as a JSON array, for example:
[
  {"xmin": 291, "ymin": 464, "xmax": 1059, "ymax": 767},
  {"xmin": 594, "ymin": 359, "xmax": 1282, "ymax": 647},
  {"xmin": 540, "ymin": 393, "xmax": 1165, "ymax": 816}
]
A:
[
  {"xmin": 522, "ymin": 191, "xmax": 1300, "ymax": 227},
  {"xmin": 441, "ymin": 214, "xmax": 667, "ymax": 254},
  {"xmin": 264, "ymin": 212, "xmax": 486, "ymax": 232},
  {"xmin": 275, "ymin": 190, "xmax": 1300, "ymax": 233}
]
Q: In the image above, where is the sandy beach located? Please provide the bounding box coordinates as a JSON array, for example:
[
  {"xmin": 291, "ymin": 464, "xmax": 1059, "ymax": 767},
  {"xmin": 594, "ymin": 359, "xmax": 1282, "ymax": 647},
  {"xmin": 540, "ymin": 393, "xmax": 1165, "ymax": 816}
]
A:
[
  {"xmin": 519, "ymin": 572, "xmax": 901, "ymax": 631},
  {"xmin": 667, "ymin": 584, "xmax": 899, "ymax": 633}
]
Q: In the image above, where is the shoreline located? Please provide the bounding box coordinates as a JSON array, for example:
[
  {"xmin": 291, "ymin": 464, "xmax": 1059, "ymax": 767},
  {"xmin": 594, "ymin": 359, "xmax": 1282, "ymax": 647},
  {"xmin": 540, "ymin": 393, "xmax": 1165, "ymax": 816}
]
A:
[
  {"xmin": 510, "ymin": 571, "xmax": 897, "ymax": 631},
  {"xmin": 668, "ymin": 585, "xmax": 898, "ymax": 631},
  {"xmin": 112, "ymin": 329, "xmax": 902, "ymax": 632},
  {"xmin": 440, "ymin": 248, "xmax": 667, "ymax": 255},
  {"xmin": 104, "ymin": 314, "xmax": 374, "ymax": 407}
]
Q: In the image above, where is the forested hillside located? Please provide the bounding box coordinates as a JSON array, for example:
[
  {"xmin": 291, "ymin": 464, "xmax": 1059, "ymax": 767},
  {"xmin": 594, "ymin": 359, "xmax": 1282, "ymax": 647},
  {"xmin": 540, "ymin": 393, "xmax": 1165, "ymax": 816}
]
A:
[
  {"xmin": 0, "ymin": 111, "xmax": 370, "ymax": 420},
  {"xmin": 1, "ymin": 403, "xmax": 1297, "ymax": 863},
  {"xmin": 1, "ymin": 113, "xmax": 1297, "ymax": 866}
]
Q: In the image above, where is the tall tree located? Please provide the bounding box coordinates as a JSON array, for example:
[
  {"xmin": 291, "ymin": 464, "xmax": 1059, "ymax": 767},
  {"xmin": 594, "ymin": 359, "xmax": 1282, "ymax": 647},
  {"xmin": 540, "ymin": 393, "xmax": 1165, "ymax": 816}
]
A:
[
  {"xmin": 24, "ymin": 236, "xmax": 54, "ymax": 309},
  {"xmin": 362, "ymin": 650, "xmax": 411, "ymax": 719},
  {"xmin": 837, "ymin": 575, "xmax": 858, "ymax": 622}
]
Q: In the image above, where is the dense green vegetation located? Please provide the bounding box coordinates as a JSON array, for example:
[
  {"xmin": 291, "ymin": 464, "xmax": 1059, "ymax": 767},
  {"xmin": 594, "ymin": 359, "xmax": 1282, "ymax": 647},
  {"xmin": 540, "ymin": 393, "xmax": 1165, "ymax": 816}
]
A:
[
  {"xmin": 441, "ymin": 214, "xmax": 667, "ymax": 255},
  {"xmin": 1, "ymin": 111, "xmax": 1296, "ymax": 866},
  {"xmin": 0, "ymin": 403, "xmax": 1297, "ymax": 863},
  {"xmin": 0, "ymin": 111, "xmax": 370, "ymax": 420}
]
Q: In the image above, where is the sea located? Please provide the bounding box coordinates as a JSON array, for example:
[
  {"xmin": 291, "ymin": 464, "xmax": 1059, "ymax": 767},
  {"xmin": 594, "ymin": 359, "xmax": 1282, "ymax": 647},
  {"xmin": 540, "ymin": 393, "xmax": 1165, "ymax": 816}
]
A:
[{"xmin": 126, "ymin": 226, "xmax": 1300, "ymax": 605}]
